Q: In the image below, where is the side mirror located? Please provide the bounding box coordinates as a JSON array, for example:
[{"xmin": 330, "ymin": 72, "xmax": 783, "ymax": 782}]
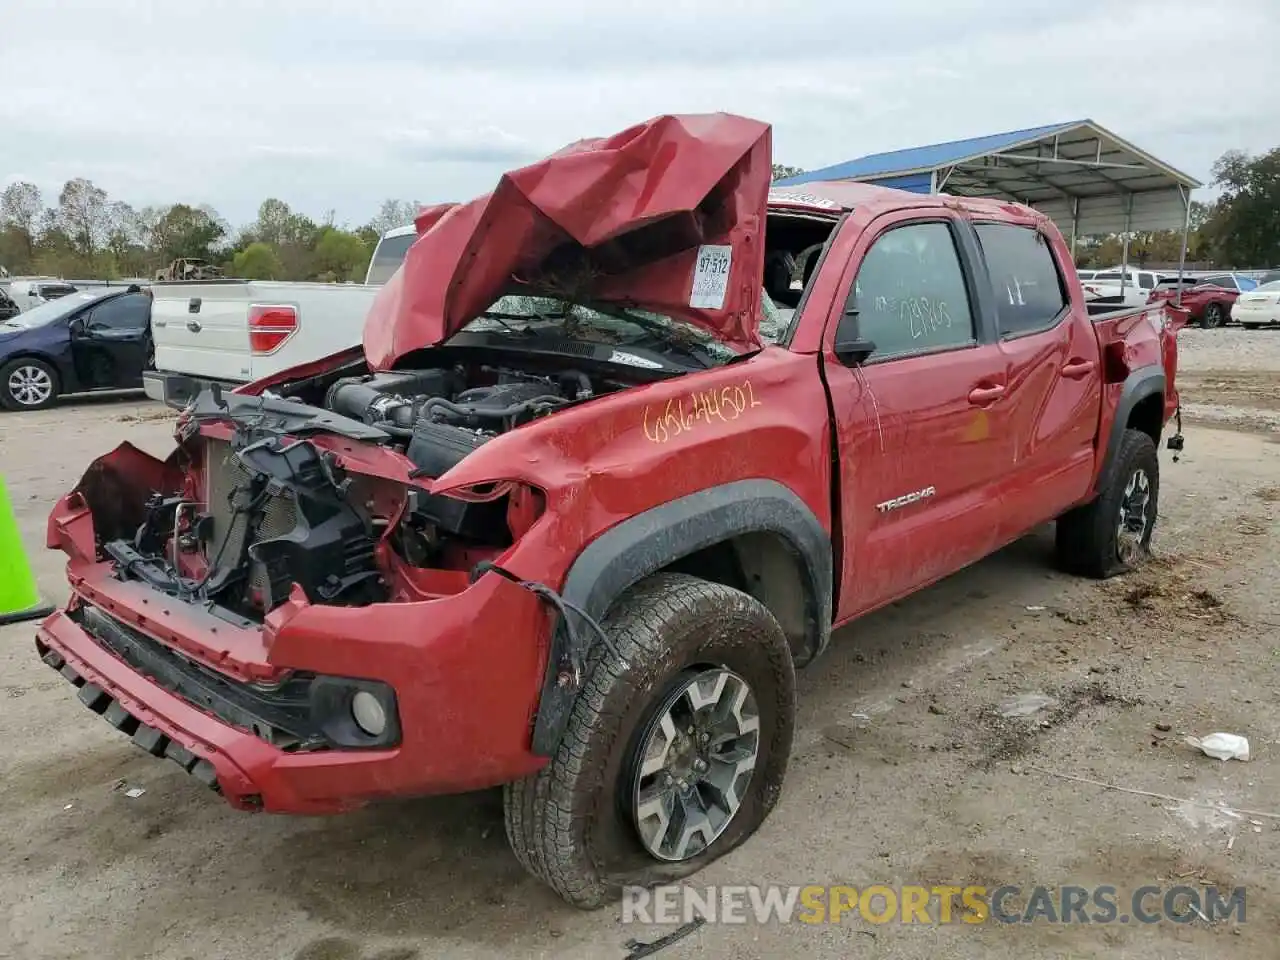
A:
[{"xmin": 834, "ymin": 334, "xmax": 876, "ymax": 366}]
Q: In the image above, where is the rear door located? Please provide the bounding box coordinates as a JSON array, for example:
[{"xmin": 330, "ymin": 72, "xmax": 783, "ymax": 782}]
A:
[
  {"xmin": 69, "ymin": 292, "xmax": 153, "ymax": 388},
  {"xmin": 823, "ymin": 210, "xmax": 1010, "ymax": 617},
  {"xmin": 969, "ymin": 220, "xmax": 1102, "ymax": 540}
]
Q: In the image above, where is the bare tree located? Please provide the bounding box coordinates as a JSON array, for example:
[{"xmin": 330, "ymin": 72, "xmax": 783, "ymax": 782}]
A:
[
  {"xmin": 57, "ymin": 178, "xmax": 110, "ymax": 259},
  {"xmin": 1, "ymin": 181, "xmax": 45, "ymax": 263},
  {"xmin": 368, "ymin": 199, "xmax": 420, "ymax": 235}
]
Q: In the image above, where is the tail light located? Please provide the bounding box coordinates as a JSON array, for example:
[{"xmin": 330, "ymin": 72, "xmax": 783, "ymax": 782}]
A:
[{"xmin": 248, "ymin": 304, "xmax": 298, "ymax": 354}]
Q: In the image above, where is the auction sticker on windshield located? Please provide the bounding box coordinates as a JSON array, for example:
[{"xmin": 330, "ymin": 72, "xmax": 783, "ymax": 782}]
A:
[{"xmin": 690, "ymin": 245, "xmax": 733, "ymax": 309}]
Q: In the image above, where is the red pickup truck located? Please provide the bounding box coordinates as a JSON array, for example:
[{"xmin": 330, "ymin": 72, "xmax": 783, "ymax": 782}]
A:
[
  {"xmin": 1147, "ymin": 276, "xmax": 1244, "ymax": 328},
  {"xmin": 35, "ymin": 114, "xmax": 1182, "ymax": 908}
]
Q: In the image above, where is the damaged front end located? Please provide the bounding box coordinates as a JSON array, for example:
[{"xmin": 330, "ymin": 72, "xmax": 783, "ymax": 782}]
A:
[{"xmin": 37, "ymin": 367, "xmax": 574, "ymax": 808}]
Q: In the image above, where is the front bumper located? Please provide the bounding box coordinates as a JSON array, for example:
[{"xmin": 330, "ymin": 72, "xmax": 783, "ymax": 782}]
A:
[
  {"xmin": 143, "ymin": 371, "xmax": 229, "ymax": 408},
  {"xmin": 36, "ymin": 569, "xmax": 554, "ymax": 814}
]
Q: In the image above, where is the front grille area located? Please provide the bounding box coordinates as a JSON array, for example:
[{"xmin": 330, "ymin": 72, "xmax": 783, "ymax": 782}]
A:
[
  {"xmin": 204, "ymin": 439, "xmax": 300, "ymax": 604},
  {"xmin": 57, "ymin": 604, "xmax": 323, "ymax": 752}
]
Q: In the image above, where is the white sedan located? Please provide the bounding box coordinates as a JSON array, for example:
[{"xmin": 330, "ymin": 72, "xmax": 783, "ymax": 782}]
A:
[{"xmin": 1233, "ymin": 280, "xmax": 1280, "ymax": 329}]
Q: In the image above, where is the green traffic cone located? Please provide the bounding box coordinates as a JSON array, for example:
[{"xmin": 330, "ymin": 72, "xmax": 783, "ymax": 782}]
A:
[{"xmin": 0, "ymin": 474, "xmax": 54, "ymax": 626}]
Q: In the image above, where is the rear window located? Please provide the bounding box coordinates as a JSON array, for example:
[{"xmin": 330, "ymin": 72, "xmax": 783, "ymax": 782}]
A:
[
  {"xmin": 365, "ymin": 233, "xmax": 416, "ymax": 285},
  {"xmin": 974, "ymin": 223, "xmax": 1068, "ymax": 336}
]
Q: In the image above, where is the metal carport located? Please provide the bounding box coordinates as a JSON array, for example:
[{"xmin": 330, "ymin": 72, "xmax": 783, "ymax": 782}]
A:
[{"xmin": 775, "ymin": 120, "xmax": 1203, "ymax": 292}]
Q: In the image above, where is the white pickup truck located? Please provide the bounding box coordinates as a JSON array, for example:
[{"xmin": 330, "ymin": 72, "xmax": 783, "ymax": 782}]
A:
[
  {"xmin": 144, "ymin": 281, "xmax": 385, "ymax": 406},
  {"xmin": 144, "ymin": 227, "xmax": 418, "ymax": 406}
]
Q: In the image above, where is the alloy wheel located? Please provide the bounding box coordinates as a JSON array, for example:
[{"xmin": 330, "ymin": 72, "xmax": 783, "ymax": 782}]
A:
[
  {"xmin": 7, "ymin": 365, "xmax": 53, "ymax": 407},
  {"xmin": 1116, "ymin": 467, "xmax": 1152, "ymax": 564},
  {"xmin": 631, "ymin": 667, "xmax": 760, "ymax": 862}
]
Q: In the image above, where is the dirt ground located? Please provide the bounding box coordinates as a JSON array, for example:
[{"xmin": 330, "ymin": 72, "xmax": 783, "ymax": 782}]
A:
[{"xmin": 1, "ymin": 330, "xmax": 1278, "ymax": 959}]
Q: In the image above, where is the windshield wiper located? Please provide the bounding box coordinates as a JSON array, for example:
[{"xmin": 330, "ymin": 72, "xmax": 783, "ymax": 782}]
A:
[{"xmin": 586, "ymin": 304, "xmax": 712, "ymax": 369}]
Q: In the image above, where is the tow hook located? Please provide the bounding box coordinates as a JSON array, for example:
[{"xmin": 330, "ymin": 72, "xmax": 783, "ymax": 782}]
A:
[{"xmin": 1166, "ymin": 403, "xmax": 1185, "ymax": 462}]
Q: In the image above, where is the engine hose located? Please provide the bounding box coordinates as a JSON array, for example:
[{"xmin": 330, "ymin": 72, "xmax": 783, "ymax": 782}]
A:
[{"xmin": 421, "ymin": 395, "xmax": 567, "ymax": 424}]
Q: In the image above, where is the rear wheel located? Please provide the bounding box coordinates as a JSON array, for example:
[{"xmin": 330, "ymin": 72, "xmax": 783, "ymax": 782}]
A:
[
  {"xmin": 0, "ymin": 359, "xmax": 59, "ymax": 411},
  {"xmin": 1055, "ymin": 428, "xmax": 1159, "ymax": 579},
  {"xmin": 504, "ymin": 573, "xmax": 795, "ymax": 908},
  {"xmin": 1200, "ymin": 302, "xmax": 1225, "ymax": 329}
]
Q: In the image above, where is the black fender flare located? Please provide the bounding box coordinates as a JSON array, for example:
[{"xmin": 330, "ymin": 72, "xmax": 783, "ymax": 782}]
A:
[
  {"xmin": 529, "ymin": 479, "xmax": 832, "ymax": 755},
  {"xmin": 1096, "ymin": 367, "xmax": 1165, "ymax": 494}
]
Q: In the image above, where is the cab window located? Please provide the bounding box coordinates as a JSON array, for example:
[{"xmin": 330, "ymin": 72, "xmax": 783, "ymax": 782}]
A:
[
  {"xmin": 974, "ymin": 223, "xmax": 1068, "ymax": 336},
  {"xmin": 843, "ymin": 221, "xmax": 976, "ymax": 359}
]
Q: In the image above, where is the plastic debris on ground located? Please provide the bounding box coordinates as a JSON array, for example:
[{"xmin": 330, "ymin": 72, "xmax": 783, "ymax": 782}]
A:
[
  {"xmin": 1185, "ymin": 733, "xmax": 1251, "ymax": 761},
  {"xmin": 999, "ymin": 693, "xmax": 1058, "ymax": 718}
]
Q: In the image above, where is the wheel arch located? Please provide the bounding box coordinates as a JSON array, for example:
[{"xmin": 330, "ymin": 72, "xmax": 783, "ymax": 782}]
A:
[
  {"xmin": 530, "ymin": 479, "xmax": 832, "ymax": 755},
  {"xmin": 1097, "ymin": 366, "xmax": 1165, "ymax": 494}
]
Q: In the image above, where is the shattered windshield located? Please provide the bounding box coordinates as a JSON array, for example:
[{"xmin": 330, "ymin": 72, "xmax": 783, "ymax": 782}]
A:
[{"xmin": 450, "ymin": 290, "xmax": 786, "ymax": 366}]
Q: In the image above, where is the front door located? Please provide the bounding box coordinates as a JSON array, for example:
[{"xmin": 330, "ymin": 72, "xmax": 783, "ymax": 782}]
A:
[
  {"xmin": 70, "ymin": 292, "xmax": 152, "ymax": 389},
  {"xmin": 823, "ymin": 212, "xmax": 1011, "ymax": 619}
]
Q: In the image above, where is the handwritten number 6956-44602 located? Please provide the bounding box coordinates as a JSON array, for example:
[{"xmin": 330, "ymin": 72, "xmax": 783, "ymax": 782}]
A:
[{"xmin": 642, "ymin": 380, "xmax": 763, "ymax": 444}]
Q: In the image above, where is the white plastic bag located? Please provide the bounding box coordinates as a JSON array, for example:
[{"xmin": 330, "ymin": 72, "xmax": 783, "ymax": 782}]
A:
[{"xmin": 1185, "ymin": 733, "xmax": 1251, "ymax": 762}]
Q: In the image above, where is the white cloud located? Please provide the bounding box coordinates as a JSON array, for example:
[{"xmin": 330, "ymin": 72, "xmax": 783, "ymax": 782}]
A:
[{"xmin": 1, "ymin": 0, "xmax": 1276, "ymax": 228}]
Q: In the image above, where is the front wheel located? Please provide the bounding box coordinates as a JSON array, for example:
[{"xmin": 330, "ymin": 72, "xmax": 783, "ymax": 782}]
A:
[
  {"xmin": 504, "ymin": 573, "xmax": 796, "ymax": 908},
  {"xmin": 1055, "ymin": 428, "xmax": 1160, "ymax": 578},
  {"xmin": 0, "ymin": 358, "xmax": 60, "ymax": 411},
  {"xmin": 1200, "ymin": 302, "xmax": 1225, "ymax": 329}
]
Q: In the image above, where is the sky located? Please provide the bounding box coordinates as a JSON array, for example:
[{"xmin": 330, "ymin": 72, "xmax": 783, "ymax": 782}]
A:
[{"xmin": 3, "ymin": 0, "xmax": 1279, "ymax": 231}]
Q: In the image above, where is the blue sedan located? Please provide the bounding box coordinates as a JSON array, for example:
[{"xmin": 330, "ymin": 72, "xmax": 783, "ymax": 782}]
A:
[{"xmin": 0, "ymin": 285, "xmax": 152, "ymax": 411}]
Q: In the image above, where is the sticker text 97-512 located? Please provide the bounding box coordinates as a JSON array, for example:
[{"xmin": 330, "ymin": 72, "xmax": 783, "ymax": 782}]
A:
[{"xmin": 690, "ymin": 245, "xmax": 733, "ymax": 309}]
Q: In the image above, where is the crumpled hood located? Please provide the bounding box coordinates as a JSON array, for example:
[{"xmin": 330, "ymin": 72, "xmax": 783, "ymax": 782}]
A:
[{"xmin": 363, "ymin": 113, "xmax": 772, "ymax": 370}]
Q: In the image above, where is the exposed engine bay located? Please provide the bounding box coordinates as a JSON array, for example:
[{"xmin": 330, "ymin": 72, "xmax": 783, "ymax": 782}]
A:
[{"xmin": 90, "ymin": 361, "xmax": 625, "ymax": 623}]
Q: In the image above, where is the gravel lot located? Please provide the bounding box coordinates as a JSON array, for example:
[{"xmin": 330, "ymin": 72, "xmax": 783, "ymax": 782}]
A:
[
  {"xmin": 1, "ymin": 331, "xmax": 1278, "ymax": 960},
  {"xmin": 1178, "ymin": 326, "xmax": 1280, "ymax": 432}
]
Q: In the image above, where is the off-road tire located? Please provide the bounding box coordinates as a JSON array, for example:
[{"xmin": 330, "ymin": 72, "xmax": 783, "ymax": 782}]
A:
[
  {"xmin": 0, "ymin": 358, "xmax": 60, "ymax": 411},
  {"xmin": 1200, "ymin": 302, "xmax": 1225, "ymax": 329},
  {"xmin": 1055, "ymin": 428, "xmax": 1159, "ymax": 579},
  {"xmin": 503, "ymin": 573, "xmax": 796, "ymax": 909}
]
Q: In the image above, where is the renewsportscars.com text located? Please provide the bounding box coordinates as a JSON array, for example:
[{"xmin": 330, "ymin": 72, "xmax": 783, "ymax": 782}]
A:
[{"xmin": 622, "ymin": 884, "xmax": 1247, "ymax": 926}]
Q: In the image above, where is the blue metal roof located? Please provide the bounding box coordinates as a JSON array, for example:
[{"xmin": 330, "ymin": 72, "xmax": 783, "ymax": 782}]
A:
[{"xmin": 774, "ymin": 120, "xmax": 1085, "ymax": 186}]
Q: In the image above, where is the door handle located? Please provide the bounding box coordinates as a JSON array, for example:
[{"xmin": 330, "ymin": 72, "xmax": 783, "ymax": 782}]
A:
[
  {"xmin": 1061, "ymin": 359, "xmax": 1096, "ymax": 380},
  {"xmin": 967, "ymin": 384, "xmax": 1005, "ymax": 405},
  {"xmin": 186, "ymin": 319, "xmax": 202, "ymax": 333},
  {"xmin": 153, "ymin": 319, "xmax": 168, "ymax": 328}
]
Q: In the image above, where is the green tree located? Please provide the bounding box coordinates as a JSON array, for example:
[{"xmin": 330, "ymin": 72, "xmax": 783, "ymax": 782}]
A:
[
  {"xmin": 312, "ymin": 227, "xmax": 372, "ymax": 281},
  {"xmin": 771, "ymin": 164, "xmax": 805, "ymax": 182},
  {"xmin": 232, "ymin": 242, "xmax": 283, "ymax": 279},
  {"xmin": 150, "ymin": 204, "xmax": 226, "ymax": 263},
  {"xmin": 1207, "ymin": 147, "xmax": 1280, "ymax": 267}
]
